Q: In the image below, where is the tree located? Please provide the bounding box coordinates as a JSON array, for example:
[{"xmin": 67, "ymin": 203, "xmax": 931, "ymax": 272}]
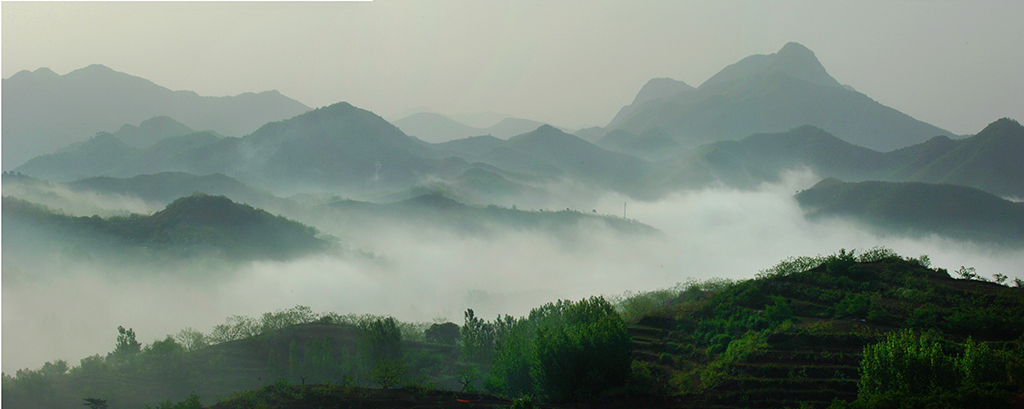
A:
[
  {"xmin": 260, "ymin": 305, "xmax": 317, "ymax": 333},
  {"xmin": 358, "ymin": 317, "xmax": 403, "ymax": 367},
  {"xmin": 83, "ymin": 398, "xmax": 109, "ymax": 409},
  {"xmin": 486, "ymin": 297, "xmax": 632, "ymax": 402},
  {"xmin": 40, "ymin": 360, "xmax": 69, "ymax": 378},
  {"xmin": 175, "ymin": 328, "xmax": 208, "ymax": 352},
  {"xmin": 109, "ymin": 326, "xmax": 141, "ymax": 365},
  {"xmin": 208, "ymin": 315, "xmax": 259, "ymax": 344},
  {"xmin": 424, "ymin": 322, "xmax": 460, "ymax": 345},
  {"xmin": 370, "ymin": 359, "xmax": 405, "ymax": 390},
  {"xmin": 455, "ymin": 364, "xmax": 480, "ymax": 392},
  {"xmin": 116, "ymin": 326, "xmax": 141, "ymax": 355},
  {"xmin": 854, "ymin": 330, "xmax": 1011, "ymax": 408},
  {"xmin": 460, "ymin": 309, "xmax": 494, "ymax": 364}
]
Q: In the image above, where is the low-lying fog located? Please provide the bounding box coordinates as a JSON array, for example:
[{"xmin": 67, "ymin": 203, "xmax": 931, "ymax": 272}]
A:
[{"xmin": 4, "ymin": 170, "xmax": 1023, "ymax": 374}]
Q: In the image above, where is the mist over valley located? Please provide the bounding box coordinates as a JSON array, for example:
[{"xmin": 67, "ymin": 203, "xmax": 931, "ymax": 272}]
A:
[{"xmin": 3, "ymin": 4, "xmax": 1024, "ymax": 407}]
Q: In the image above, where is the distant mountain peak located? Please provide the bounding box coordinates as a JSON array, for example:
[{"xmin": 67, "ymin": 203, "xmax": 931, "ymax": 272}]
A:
[
  {"xmin": 981, "ymin": 117, "xmax": 1023, "ymax": 133},
  {"xmin": 700, "ymin": 42, "xmax": 841, "ymax": 91},
  {"xmin": 32, "ymin": 67, "xmax": 58, "ymax": 76},
  {"xmin": 534, "ymin": 124, "xmax": 559, "ymax": 133},
  {"xmin": 631, "ymin": 77, "xmax": 695, "ymax": 106},
  {"xmin": 138, "ymin": 115, "xmax": 185, "ymax": 129},
  {"xmin": 81, "ymin": 63, "xmax": 114, "ymax": 71},
  {"xmin": 67, "ymin": 64, "xmax": 121, "ymax": 78},
  {"xmin": 777, "ymin": 42, "xmax": 815, "ymax": 58}
]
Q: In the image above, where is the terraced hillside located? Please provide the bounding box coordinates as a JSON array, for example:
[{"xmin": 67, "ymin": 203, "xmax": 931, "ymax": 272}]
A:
[{"xmin": 624, "ymin": 250, "xmax": 1024, "ymax": 408}]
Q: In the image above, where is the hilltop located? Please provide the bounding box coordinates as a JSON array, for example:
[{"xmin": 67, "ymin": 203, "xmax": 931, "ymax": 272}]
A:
[
  {"xmin": 796, "ymin": 178, "xmax": 1024, "ymax": 247},
  {"xmin": 2, "ymin": 194, "xmax": 329, "ymax": 260}
]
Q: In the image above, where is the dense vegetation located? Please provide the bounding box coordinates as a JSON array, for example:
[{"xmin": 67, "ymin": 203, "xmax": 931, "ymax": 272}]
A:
[{"xmin": 4, "ymin": 248, "xmax": 1023, "ymax": 408}]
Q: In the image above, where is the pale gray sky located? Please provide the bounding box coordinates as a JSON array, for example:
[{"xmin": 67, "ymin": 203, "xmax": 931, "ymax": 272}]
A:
[{"xmin": 3, "ymin": 1, "xmax": 1022, "ymax": 134}]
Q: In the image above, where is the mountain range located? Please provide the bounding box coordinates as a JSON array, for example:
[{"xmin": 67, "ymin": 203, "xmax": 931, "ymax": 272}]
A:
[
  {"xmin": 600, "ymin": 42, "xmax": 953, "ymax": 152},
  {"xmin": 654, "ymin": 118, "xmax": 1024, "ymax": 199},
  {"xmin": 2, "ymin": 64, "xmax": 310, "ymax": 169},
  {"xmin": 14, "ymin": 102, "xmax": 655, "ymax": 199},
  {"xmin": 7, "ymin": 44, "xmax": 1023, "ymax": 243},
  {"xmin": 392, "ymin": 112, "xmax": 555, "ymax": 143}
]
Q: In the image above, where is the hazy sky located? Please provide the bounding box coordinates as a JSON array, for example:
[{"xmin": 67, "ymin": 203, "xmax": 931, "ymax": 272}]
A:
[{"xmin": 3, "ymin": 1, "xmax": 1022, "ymax": 134}]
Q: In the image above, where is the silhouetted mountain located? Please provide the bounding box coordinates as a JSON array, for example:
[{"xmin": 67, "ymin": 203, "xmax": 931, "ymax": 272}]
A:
[
  {"xmin": 233, "ymin": 102, "xmax": 439, "ymax": 193},
  {"xmin": 69, "ymin": 172, "xmax": 281, "ymax": 208},
  {"xmin": 392, "ymin": 112, "xmax": 482, "ymax": 143},
  {"xmin": 14, "ymin": 132, "xmax": 136, "ymax": 181},
  {"xmin": 898, "ymin": 118, "xmax": 1024, "ymax": 199},
  {"xmin": 507, "ymin": 125, "xmax": 651, "ymax": 195},
  {"xmin": 607, "ymin": 43, "xmax": 952, "ymax": 152},
  {"xmin": 655, "ymin": 118, "xmax": 1023, "ymax": 199},
  {"xmin": 2, "ymin": 194, "xmax": 328, "ymax": 260},
  {"xmin": 486, "ymin": 117, "xmax": 554, "ymax": 139},
  {"xmin": 394, "ymin": 112, "xmax": 557, "ymax": 143},
  {"xmin": 607, "ymin": 78, "xmax": 695, "ymax": 133},
  {"xmin": 2, "ymin": 64, "xmax": 310, "ymax": 168},
  {"xmin": 113, "ymin": 116, "xmax": 196, "ymax": 148},
  {"xmin": 796, "ymin": 179, "xmax": 1024, "ymax": 246},
  {"xmin": 13, "ymin": 130, "xmax": 227, "ymax": 182},
  {"xmin": 653, "ymin": 125, "xmax": 888, "ymax": 190},
  {"xmin": 597, "ymin": 128, "xmax": 681, "ymax": 160},
  {"xmin": 434, "ymin": 135, "xmax": 508, "ymax": 158},
  {"xmin": 14, "ymin": 102, "xmax": 444, "ymax": 194}
]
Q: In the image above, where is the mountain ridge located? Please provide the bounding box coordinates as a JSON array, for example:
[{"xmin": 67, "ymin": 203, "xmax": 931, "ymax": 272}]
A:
[
  {"xmin": 605, "ymin": 42, "xmax": 952, "ymax": 152},
  {"xmin": 2, "ymin": 64, "xmax": 310, "ymax": 169}
]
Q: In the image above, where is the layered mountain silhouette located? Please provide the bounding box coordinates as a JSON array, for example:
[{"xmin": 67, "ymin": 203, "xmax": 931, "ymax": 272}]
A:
[
  {"xmin": 15, "ymin": 103, "xmax": 655, "ymax": 198},
  {"xmin": 14, "ymin": 102, "xmax": 441, "ymax": 194},
  {"xmin": 11, "ymin": 70, "xmax": 1021, "ymax": 203},
  {"xmin": 656, "ymin": 118, "xmax": 1024, "ymax": 198},
  {"xmin": 796, "ymin": 178, "xmax": 1024, "ymax": 246},
  {"xmin": 605, "ymin": 42, "xmax": 952, "ymax": 152},
  {"xmin": 68, "ymin": 172, "xmax": 281, "ymax": 208},
  {"xmin": 393, "ymin": 112, "xmax": 555, "ymax": 143},
  {"xmin": 2, "ymin": 64, "xmax": 310, "ymax": 168},
  {"xmin": 433, "ymin": 124, "xmax": 652, "ymax": 197}
]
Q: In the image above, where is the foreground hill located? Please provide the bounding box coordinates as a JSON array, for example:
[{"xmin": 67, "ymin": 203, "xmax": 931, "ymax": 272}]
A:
[
  {"xmin": 626, "ymin": 250, "xmax": 1024, "ymax": 408},
  {"xmin": 605, "ymin": 42, "xmax": 952, "ymax": 152},
  {"xmin": 2, "ymin": 65, "xmax": 310, "ymax": 168},
  {"xmin": 4, "ymin": 249, "xmax": 1021, "ymax": 409},
  {"xmin": 795, "ymin": 178, "xmax": 1024, "ymax": 247},
  {"xmin": 2, "ymin": 194, "xmax": 328, "ymax": 260}
]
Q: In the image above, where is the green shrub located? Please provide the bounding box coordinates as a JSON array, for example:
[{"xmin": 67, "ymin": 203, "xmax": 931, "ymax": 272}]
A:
[
  {"xmin": 854, "ymin": 330, "xmax": 1013, "ymax": 408},
  {"xmin": 486, "ymin": 296, "xmax": 632, "ymax": 402}
]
